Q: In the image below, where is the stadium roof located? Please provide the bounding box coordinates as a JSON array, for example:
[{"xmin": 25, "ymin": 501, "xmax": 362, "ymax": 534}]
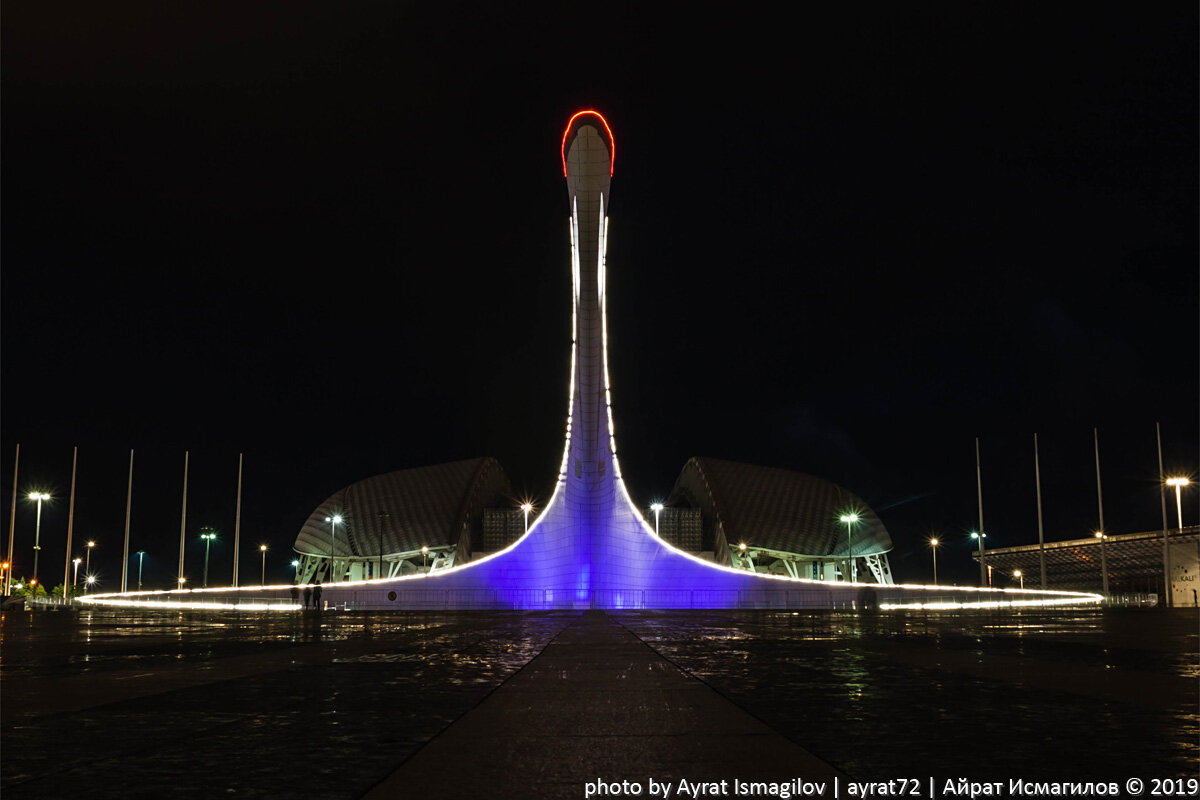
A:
[
  {"xmin": 669, "ymin": 457, "xmax": 893, "ymax": 562},
  {"xmin": 294, "ymin": 457, "xmax": 510, "ymax": 561}
]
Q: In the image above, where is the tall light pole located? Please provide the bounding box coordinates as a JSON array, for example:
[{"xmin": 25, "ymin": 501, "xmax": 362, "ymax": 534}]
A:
[
  {"xmin": 27, "ymin": 492, "xmax": 50, "ymax": 584},
  {"xmin": 1094, "ymin": 532, "xmax": 1108, "ymax": 596},
  {"xmin": 5, "ymin": 444, "xmax": 18, "ymax": 595},
  {"xmin": 325, "ymin": 515, "xmax": 342, "ymax": 584},
  {"xmin": 1013, "ymin": 569, "xmax": 1024, "ymax": 590},
  {"xmin": 1033, "ymin": 433, "xmax": 1047, "ymax": 589},
  {"xmin": 72, "ymin": 557, "xmax": 82, "ymax": 591},
  {"xmin": 232, "ymin": 453, "xmax": 243, "ymax": 588},
  {"xmin": 1167, "ymin": 478, "xmax": 1190, "ymax": 531},
  {"xmin": 259, "ymin": 544, "xmax": 268, "ymax": 586},
  {"xmin": 85, "ymin": 540, "xmax": 95, "ymax": 584},
  {"xmin": 975, "ymin": 437, "xmax": 987, "ymax": 587},
  {"xmin": 200, "ymin": 529, "xmax": 217, "ymax": 587},
  {"xmin": 840, "ymin": 513, "xmax": 859, "ymax": 582},
  {"xmin": 929, "ymin": 537, "xmax": 939, "ymax": 586},
  {"xmin": 177, "ymin": 451, "xmax": 189, "ymax": 590},
  {"xmin": 650, "ymin": 503, "xmax": 664, "ymax": 536},
  {"xmin": 421, "ymin": 545, "xmax": 429, "ymax": 572},
  {"xmin": 136, "ymin": 550, "xmax": 146, "ymax": 590},
  {"xmin": 62, "ymin": 447, "xmax": 78, "ymax": 601},
  {"xmin": 521, "ymin": 503, "xmax": 533, "ymax": 534},
  {"xmin": 121, "ymin": 449, "xmax": 133, "ymax": 592}
]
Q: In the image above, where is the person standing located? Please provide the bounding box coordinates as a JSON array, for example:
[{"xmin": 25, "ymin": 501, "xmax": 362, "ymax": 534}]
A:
[
  {"xmin": 313, "ymin": 580, "xmax": 323, "ymax": 611},
  {"xmin": 302, "ymin": 584, "xmax": 312, "ymax": 609}
]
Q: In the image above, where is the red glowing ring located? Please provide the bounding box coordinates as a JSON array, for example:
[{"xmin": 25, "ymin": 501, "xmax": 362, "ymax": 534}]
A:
[{"xmin": 561, "ymin": 110, "xmax": 615, "ymax": 178}]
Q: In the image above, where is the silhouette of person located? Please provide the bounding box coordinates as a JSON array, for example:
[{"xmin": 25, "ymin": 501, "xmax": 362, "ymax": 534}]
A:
[
  {"xmin": 313, "ymin": 580, "xmax": 323, "ymax": 611},
  {"xmin": 290, "ymin": 584, "xmax": 300, "ymax": 607},
  {"xmin": 302, "ymin": 584, "xmax": 312, "ymax": 609}
]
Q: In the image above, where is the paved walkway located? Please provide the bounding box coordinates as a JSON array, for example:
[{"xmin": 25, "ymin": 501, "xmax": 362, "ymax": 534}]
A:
[{"xmin": 366, "ymin": 611, "xmax": 842, "ymax": 800}]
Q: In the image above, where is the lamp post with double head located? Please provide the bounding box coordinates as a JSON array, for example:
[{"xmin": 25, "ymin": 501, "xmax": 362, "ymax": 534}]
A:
[
  {"xmin": 1166, "ymin": 478, "xmax": 1190, "ymax": 530},
  {"xmin": 840, "ymin": 514, "xmax": 859, "ymax": 582},
  {"xmin": 971, "ymin": 531, "xmax": 988, "ymax": 586},
  {"xmin": 200, "ymin": 529, "xmax": 217, "ymax": 587},
  {"xmin": 27, "ymin": 492, "xmax": 50, "ymax": 584},
  {"xmin": 325, "ymin": 515, "xmax": 342, "ymax": 583}
]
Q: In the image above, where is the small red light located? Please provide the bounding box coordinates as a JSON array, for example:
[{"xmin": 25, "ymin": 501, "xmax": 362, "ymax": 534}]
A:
[{"xmin": 561, "ymin": 110, "xmax": 615, "ymax": 178}]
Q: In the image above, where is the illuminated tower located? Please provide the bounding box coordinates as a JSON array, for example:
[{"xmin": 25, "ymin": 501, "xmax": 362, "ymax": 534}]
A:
[{"xmin": 385, "ymin": 110, "xmax": 814, "ymax": 606}]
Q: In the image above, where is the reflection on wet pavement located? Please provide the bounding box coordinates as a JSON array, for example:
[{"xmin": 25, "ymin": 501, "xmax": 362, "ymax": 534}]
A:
[
  {"xmin": 2, "ymin": 608, "xmax": 1195, "ymax": 796},
  {"xmin": 613, "ymin": 609, "xmax": 1199, "ymax": 781},
  {"xmin": 2, "ymin": 610, "xmax": 573, "ymax": 798}
]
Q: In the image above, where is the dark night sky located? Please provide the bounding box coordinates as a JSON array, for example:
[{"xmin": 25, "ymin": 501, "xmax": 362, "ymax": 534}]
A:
[{"xmin": 3, "ymin": 2, "xmax": 1196, "ymax": 590}]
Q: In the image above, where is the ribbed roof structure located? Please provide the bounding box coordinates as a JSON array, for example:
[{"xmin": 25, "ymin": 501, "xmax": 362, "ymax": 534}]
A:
[
  {"xmin": 669, "ymin": 457, "xmax": 892, "ymax": 563},
  {"xmin": 294, "ymin": 458, "xmax": 510, "ymax": 561}
]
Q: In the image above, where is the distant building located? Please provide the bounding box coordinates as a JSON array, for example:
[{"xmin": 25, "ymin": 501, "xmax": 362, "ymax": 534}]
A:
[{"xmin": 973, "ymin": 526, "xmax": 1199, "ymax": 606}]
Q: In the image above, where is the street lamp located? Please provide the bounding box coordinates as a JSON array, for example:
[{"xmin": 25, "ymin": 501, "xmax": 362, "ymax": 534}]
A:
[
  {"xmin": 72, "ymin": 557, "xmax": 82, "ymax": 591},
  {"xmin": 85, "ymin": 540, "xmax": 95, "ymax": 579},
  {"xmin": 650, "ymin": 503, "xmax": 664, "ymax": 536},
  {"xmin": 325, "ymin": 515, "xmax": 342, "ymax": 583},
  {"xmin": 928, "ymin": 538, "xmax": 939, "ymax": 586},
  {"xmin": 1013, "ymin": 569, "xmax": 1024, "ymax": 590},
  {"xmin": 520, "ymin": 503, "xmax": 533, "ymax": 534},
  {"xmin": 200, "ymin": 529, "xmax": 217, "ymax": 587},
  {"xmin": 970, "ymin": 531, "xmax": 988, "ymax": 587},
  {"xmin": 291, "ymin": 559, "xmax": 300, "ymax": 582},
  {"xmin": 1166, "ymin": 478, "xmax": 1191, "ymax": 530},
  {"xmin": 27, "ymin": 492, "xmax": 50, "ymax": 584},
  {"xmin": 839, "ymin": 514, "xmax": 859, "ymax": 582},
  {"xmin": 178, "ymin": 576, "xmax": 187, "ymax": 589},
  {"xmin": 1094, "ymin": 531, "xmax": 1109, "ymax": 596},
  {"xmin": 421, "ymin": 545, "xmax": 429, "ymax": 572},
  {"xmin": 259, "ymin": 544, "xmax": 268, "ymax": 586},
  {"xmin": 136, "ymin": 551, "xmax": 146, "ymax": 590},
  {"xmin": 86, "ymin": 575, "xmax": 96, "ymax": 591}
]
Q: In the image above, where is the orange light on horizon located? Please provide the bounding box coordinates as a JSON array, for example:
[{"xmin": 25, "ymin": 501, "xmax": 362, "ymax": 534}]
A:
[{"xmin": 561, "ymin": 110, "xmax": 615, "ymax": 178}]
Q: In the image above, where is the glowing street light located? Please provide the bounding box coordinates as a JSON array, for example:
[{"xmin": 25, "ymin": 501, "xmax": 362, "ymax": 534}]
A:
[
  {"xmin": 85, "ymin": 540, "xmax": 95, "ymax": 580},
  {"xmin": 72, "ymin": 557, "xmax": 82, "ymax": 590},
  {"xmin": 520, "ymin": 503, "xmax": 533, "ymax": 534},
  {"xmin": 200, "ymin": 529, "xmax": 217, "ymax": 587},
  {"xmin": 136, "ymin": 550, "xmax": 146, "ymax": 590},
  {"xmin": 178, "ymin": 576, "xmax": 187, "ymax": 589},
  {"xmin": 840, "ymin": 514, "xmax": 859, "ymax": 582},
  {"xmin": 26, "ymin": 492, "xmax": 50, "ymax": 584},
  {"xmin": 928, "ymin": 538, "xmax": 940, "ymax": 586},
  {"xmin": 650, "ymin": 503, "xmax": 664, "ymax": 536},
  {"xmin": 86, "ymin": 575, "xmax": 96, "ymax": 591},
  {"xmin": 259, "ymin": 544, "xmax": 268, "ymax": 586},
  {"xmin": 325, "ymin": 515, "xmax": 342, "ymax": 583},
  {"xmin": 1013, "ymin": 569, "xmax": 1024, "ymax": 590},
  {"xmin": 291, "ymin": 559, "xmax": 300, "ymax": 582},
  {"xmin": 421, "ymin": 545, "xmax": 429, "ymax": 572},
  {"xmin": 1166, "ymin": 478, "xmax": 1191, "ymax": 531}
]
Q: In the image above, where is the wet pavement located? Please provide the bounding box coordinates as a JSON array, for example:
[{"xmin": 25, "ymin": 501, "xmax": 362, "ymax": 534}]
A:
[
  {"xmin": 615, "ymin": 609, "xmax": 1199, "ymax": 783},
  {"xmin": 2, "ymin": 607, "xmax": 1196, "ymax": 797}
]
